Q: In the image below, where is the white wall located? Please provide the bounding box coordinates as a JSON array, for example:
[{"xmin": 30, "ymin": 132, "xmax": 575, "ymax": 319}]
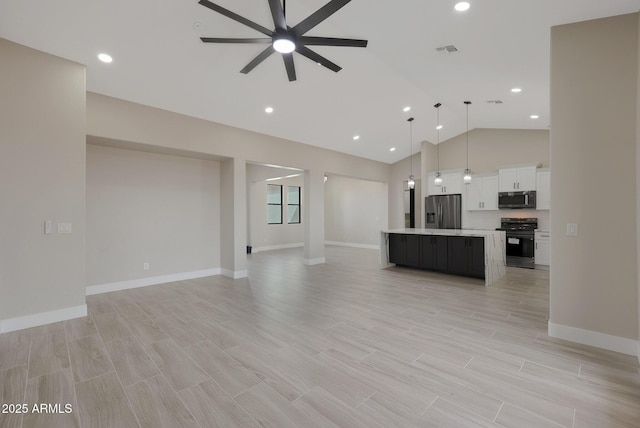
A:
[
  {"xmin": 0, "ymin": 39, "xmax": 87, "ymax": 331},
  {"xmin": 389, "ymin": 153, "xmax": 422, "ymax": 229},
  {"xmin": 86, "ymin": 144, "xmax": 220, "ymax": 286},
  {"xmin": 248, "ymin": 175, "xmax": 304, "ymax": 251},
  {"xmin": 550, "ymin": 13, "xmax": 638, "ymax": 352},
  {"xmin": 324, "ymin": 175, "xmax": 388, "ymax": 248}
]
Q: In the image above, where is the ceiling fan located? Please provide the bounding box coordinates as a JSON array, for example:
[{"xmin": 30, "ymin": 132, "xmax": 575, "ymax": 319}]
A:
[{"xmin": 197, "ymin": 0, "xmax": 368, "ymax": 81}]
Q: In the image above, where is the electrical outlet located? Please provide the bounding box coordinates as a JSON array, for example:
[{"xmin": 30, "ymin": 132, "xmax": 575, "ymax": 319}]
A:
[
  {"xmin": 566, "ymin": 223, "xmax": 578, "ymax": 237},
  {"xmin": 143, "ymin": 262, "xmax": 149, "ymax": 270}
]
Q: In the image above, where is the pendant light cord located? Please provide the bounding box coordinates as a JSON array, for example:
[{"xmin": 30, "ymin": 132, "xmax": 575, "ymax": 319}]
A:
[
  {"xmin": 435, "ymin": 103, "xmax": 441, "ymax": 172},
  {"xmin": 464, "ymin": 101, "xmax": 471, "ymax": 170},
  {"xmin": 408, "ymin": 117, "xmax": 414, "ymax": 177}
]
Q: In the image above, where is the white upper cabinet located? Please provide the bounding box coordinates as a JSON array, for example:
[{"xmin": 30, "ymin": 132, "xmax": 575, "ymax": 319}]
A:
[
  {"xmin": 466, "ymin": 175, "xmax": 498, "ymax": 211},
  {"xmin": 536, "ymin": 169, "xmax": 550, "ymax": 210},
  {"xmin": 427, "ymin": 171, "xmax": 463, "ymax": 195},
  {"xmin": 498, "ymin": 165, "xmax": 537, "ymax": 192}
]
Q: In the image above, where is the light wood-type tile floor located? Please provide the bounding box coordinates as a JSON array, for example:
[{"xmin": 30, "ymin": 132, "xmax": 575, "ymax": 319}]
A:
[{"xmin": 1, "ymin": 246, "xmax": 639, "ymax": 427}]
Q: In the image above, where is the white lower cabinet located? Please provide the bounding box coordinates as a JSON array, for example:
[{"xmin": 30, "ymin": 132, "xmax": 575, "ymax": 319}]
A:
[{"xmin": 535, "ymin": 231, "xmax": 550, "ymax": 267}]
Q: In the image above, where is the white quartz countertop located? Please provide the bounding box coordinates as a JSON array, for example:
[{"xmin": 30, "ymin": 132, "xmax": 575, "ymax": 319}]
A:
[{"xmin": 383, "ymin": 229, "xmax": 505, "ymax": 238}]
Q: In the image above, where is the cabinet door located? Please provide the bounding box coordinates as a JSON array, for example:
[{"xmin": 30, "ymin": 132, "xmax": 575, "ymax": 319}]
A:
[
  {"xmin": 388, "ymin": 234, "xmax": 404, "ymax": 264},
  {"xmin": 420, "ymin": 236, "xmax": 448, "ymax": 271},
  {"xmin": 468, "ymin": 237, "xmax": 485, "ymax": 278},
  {"xmin": 447, "ymin": 236, "xmax": 468, "ymax": 275},
  {"xmin": 535, "ymin": 232, "xmax": 550, "ymax": 266},
  {"xmin": 481, "ymin": 176, "xmax": 499, "ymax": 210},
  {"xmin": 536, "ymin": 171, "xmax": 550, "ymax": 210},
  {"xmin": 499, "ymin": 168, "xmax": 518, "ymax": 192},
  {"xmin": 517, "ymin": 166, "xmax": 537, "ymax": 191},
  {"xmin": 442, "ymin": 172, "xmax": 462, "ymax": 195},
  {"xmin": 405, "ymin": 234, "xmax": 421, "ymax": 267},
  {"xmin": 465, "ymin": 179, "xmax": 483, "ymax": 211},
  {"xmin": 434, "ymin": 236, "xmax": 448, "ymax": 271}
]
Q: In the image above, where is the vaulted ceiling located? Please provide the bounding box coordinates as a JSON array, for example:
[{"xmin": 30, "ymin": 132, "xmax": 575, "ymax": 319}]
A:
[{"xmin": 2, "ymin": 0, "xmax": 639, "ymax": 163}]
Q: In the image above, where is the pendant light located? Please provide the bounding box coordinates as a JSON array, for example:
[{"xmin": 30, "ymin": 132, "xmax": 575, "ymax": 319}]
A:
[
  {"xmin": 434, "ymin": 103, "xmax": 443, "ymax": 186},
  {"xmin": 463, "ymin": 101, "xmax": 472, "ymax": 184},
  {"xmin": 407, "ymin": 117, "xmax": 415, "ymax": 190}
]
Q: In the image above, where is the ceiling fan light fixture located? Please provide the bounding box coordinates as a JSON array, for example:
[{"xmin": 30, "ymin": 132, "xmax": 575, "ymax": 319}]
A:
[{"xmin": 273, "ymin": 38, "xmax": 296, "ymax": 54}]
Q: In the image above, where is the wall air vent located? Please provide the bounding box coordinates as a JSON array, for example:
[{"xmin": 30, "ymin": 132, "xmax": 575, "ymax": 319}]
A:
[
  {"xmin": 435, "ymin": 45, "xmax": 459, "ymax": 54},
  {"xmin": 486, "ymin": 100, "xmax": 504, "ymax": 104}
]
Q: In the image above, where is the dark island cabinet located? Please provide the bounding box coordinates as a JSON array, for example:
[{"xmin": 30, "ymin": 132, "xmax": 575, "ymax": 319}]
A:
[
  {"xmin": 447, "ymin": 236, "xmax": 485, "ymax": 278},
  {"xmin": 420, "ymin": 235, "xmax": 448, "ymax": 271},
  {"xmin": 388, "ymin": 234, "xmax": 420, "ymax": 267},
  {"xmin": 388, "ymin": 233, "xmax": 485, "ymax": 280}
]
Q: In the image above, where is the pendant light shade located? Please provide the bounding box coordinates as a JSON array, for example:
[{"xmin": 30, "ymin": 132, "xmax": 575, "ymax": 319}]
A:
[
  {"xmin": 407, "ymin": 117, "xmax": 415, "ymax": 190},
  {"xmin": 434, "ymin": 103, "xmax": 442, "ymax": 186},
  {"xmin": 463, "ymin": 101, "xmax": 472, "ymax": 184},
  {"xmin": 434, "ymin": 171, "xmax": 443, "ymax": 186}
]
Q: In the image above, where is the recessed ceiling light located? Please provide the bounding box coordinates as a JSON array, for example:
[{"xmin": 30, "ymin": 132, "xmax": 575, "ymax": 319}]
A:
[
  {"xmin": 403, "ymin": 106, "xmax": 411, "ymax": 112},
  {"xmin": 511, "ymin": 87, "xmax": 522, "ymax": 93},
  {"xmin": 436, "ymin": 125, "xmax": 443, "ymax": 130},
  {"xmin": 353, "ymin": 135, "xmax": 360, "ymax": 141},
  {"xmin": 98, "ymin": 53, "xmax": 112, "ymax": 63},
  {"xmin": 390, "ymin": 147, "xmax": 396, "ymax": 152},
  {"xmin": 454, "ymin": 2, "xmax": 470, "ymax": 12},
  {"xmin": 530, "ymin": 115, "xmax": 539, "ymax": 119},
  {"xmin": 265, "ymin": 107, "xmax": 274, "ymax": 113}
]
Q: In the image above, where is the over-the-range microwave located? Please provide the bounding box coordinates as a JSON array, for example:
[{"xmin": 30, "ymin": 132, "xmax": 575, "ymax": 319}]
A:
[{"xmin": 498, "ymin": 191, "xmax": 536, "ymax": 209}]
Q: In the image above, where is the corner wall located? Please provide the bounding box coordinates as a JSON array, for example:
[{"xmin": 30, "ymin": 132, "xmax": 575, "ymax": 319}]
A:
[
  {"xmin": 550, "ymin": 13, "xmax": 639, "ymax": 355},
  {"xmin": 0, "ymin": 39, "xmax": 87, "ymax": 331}
]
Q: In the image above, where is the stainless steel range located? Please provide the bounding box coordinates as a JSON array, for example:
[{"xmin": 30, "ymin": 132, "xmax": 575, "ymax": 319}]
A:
[{"xmin": 496, "ymin": 218, "xmax": 537, "ymax": 269}]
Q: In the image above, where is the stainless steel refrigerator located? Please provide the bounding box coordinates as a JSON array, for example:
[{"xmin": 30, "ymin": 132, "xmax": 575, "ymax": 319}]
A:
[{"xmin": 425, "ymin": 194, "xmax": 462, "ymax": 229}]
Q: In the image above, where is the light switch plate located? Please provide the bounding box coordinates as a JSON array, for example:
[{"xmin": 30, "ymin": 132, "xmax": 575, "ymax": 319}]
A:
[
  {"xmin": 566, "ymin": 223, "xmax": 578, "ymax": 236},
  {"xmin": 44, "ymin": 220, "xmax": 52, "ymax": 234},
  {"xmin": 57, "ymin": 223, "xmax": 72, "ymax": 234}
]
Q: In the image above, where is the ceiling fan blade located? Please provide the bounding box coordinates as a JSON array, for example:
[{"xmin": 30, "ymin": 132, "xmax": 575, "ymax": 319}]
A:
[
  {"xmin": 201, "ymin": 37, "xmax": 272, "ymax": 44},
  {"xmin": 296, "ymin": 45, "xmax": 341, "ymax": 72},
  {"xmin": 198, "ymin": 0, "xmax": 274, "ymax": 37},
  {"xmin": 299, "ymin": 36, "xmax": 367, "ymax": 47},
  {"xmin": 240, "ymin": 46, "xmax": 276, "ymax": 74},
  {"xmin": 268, "ymin": 0, "xmax": 287, "ymax": 31},
  {"xmin": 283, "ymin": 53, "xmax": 297, "ymax": 81},
  {"xmin": 293, "ymin": 0, "xmax": 351, "ymax": 36}
]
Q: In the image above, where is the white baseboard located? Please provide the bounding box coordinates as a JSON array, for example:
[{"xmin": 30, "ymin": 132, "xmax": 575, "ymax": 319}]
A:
[
  {"xmin": 251, "ymin": 243, "xmax": 304, "ymax": 253},
  {"xmin": 548, "ymin": 321, "xmax": 639, "ymax": 357},
  {"xmin": 325, "ymin": 241, "xmax": 380, "ymax": 250},
  {"xmin": 1, "ymin": 304, "xmax": 87, "ymax": 334},
  {"xmin": 86, "ymin": 268, "xmax": 222, "ymax": 296},
  {"xmin": 304, "ymin": 257, "xmax": 326, "ymax": 266},
  {"xmin": 221, "ymin": 269, "xmax": 248, "ymax": 279}
]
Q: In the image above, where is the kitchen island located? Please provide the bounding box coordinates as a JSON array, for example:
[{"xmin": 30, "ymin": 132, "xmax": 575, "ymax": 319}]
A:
[{"xmin": 380, "ymin": 229, "xmax": 506, "ymax": 286}]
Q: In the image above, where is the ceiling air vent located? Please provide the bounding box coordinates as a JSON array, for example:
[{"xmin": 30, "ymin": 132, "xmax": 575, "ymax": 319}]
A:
[
  {"xmin": 435, "ymin": 45, "xmax": 458, "ymax": 54},
  {"xmin": 486, "ymin": 100, "xmax": 503, "ymax": 104}
]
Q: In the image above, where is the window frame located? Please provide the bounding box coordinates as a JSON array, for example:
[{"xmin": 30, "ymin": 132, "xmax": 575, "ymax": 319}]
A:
[
  {"xmin": 267, "ymin": 184, "xmax": 283, "ymax": 225},
  {"xmin": 287, "ymin": 185, "xmax": 301, "ymax": 224}
]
